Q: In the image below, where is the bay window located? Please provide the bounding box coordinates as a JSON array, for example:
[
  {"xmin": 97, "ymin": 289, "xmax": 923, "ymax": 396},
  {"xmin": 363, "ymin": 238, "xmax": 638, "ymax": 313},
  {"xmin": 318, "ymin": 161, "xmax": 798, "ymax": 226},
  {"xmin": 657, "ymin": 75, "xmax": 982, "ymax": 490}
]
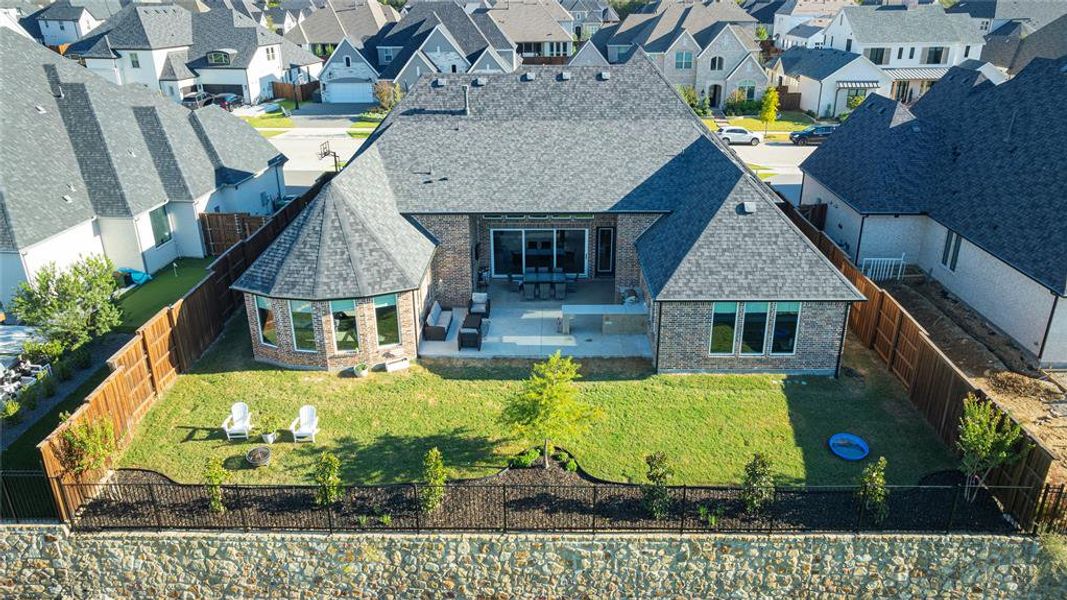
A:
[
  {"xmin": 331, "ymin": 300, "xmax": 359, "ymax": 352},
  {"xmin": 255, "ymin": 296, "xmax": 277, "ymax": 347},
  {"xmin": 374, "ymin": 294, "xmax": 400, "ymax": 347},
  {"xmin": 289, "ymin": 301, "xmax": 316, "ymax": 352}
]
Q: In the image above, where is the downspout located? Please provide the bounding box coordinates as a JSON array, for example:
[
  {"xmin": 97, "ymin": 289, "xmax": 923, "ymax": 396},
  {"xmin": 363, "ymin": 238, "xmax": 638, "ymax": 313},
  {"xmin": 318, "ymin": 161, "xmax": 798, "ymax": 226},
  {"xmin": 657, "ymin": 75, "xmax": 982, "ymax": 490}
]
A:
[
  {"xmin": 834, "ymin": 302, "xmax": 851, "ymax": 378},
  {"xmin": 654, "ymin": 301, "xmax": 663, "ymax": 371},
  {"xmin": 1038, "ymin": 294, "xmax": 1060, "ymax": 362},
  {"xmin": 854, "ymin": 214, "xmax": 867, "ymax": 264}
]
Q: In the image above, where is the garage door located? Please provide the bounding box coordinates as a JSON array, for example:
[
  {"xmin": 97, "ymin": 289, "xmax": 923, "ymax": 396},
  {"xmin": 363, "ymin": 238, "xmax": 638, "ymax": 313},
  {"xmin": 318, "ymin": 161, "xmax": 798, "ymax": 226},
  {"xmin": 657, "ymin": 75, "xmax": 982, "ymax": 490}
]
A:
[{"xmin": 325, "ymin": 82, "xmax": 373, "ymax": 103}]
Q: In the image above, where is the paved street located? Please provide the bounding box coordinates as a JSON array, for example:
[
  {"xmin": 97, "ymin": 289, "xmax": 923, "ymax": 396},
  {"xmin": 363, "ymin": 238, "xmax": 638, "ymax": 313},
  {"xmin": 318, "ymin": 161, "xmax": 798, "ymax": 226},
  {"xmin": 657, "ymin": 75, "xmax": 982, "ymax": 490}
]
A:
[
  {"xmin": 268, "ymin": 128, "xmax": 366, "ymax": 195},
  {"xmin": 290, "ymin": 102, "xmax": 376, "ymax": 128},
  {"xmin": 732, "ymin": 141, "xmax": 817, "ymax": 203}
]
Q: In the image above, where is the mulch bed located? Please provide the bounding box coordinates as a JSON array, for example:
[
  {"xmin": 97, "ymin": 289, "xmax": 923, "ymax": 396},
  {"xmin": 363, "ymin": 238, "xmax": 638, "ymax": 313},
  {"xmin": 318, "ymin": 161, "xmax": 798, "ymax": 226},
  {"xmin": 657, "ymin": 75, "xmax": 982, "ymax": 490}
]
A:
[{"xmin": 72, "ymin": 462, "xmax": 1017, "ymax": 534}]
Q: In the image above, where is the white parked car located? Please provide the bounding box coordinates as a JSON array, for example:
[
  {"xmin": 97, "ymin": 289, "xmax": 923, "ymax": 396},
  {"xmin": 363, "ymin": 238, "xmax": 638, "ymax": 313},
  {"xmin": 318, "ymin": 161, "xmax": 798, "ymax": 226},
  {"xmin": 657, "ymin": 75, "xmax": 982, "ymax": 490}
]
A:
[{"xmin": 717, "ymin": 127, "xmax": 762, "ymax": 146}]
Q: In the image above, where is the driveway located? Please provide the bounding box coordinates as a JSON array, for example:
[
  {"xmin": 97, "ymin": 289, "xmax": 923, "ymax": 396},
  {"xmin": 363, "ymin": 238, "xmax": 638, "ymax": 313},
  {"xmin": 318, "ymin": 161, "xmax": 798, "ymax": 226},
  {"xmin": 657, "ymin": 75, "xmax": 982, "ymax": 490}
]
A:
[
  {"xmin": 269, "ymin": 127, "xmax": 366, "ymax": 194},
  {"xmin": 732, "ymin": 141, "xmax": 818, "ymax": 204},
  {"xmin": 290, "ymin": 102, "xmax": 376, "ymax": 128}
]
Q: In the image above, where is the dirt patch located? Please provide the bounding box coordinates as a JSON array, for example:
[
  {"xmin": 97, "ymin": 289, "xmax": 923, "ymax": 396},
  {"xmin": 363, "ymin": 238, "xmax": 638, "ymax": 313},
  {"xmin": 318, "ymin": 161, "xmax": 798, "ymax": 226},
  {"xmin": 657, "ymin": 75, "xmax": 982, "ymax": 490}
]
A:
[{"xmin": 884, "ymin": 278, "xmax": 1067, "ymax": 484}]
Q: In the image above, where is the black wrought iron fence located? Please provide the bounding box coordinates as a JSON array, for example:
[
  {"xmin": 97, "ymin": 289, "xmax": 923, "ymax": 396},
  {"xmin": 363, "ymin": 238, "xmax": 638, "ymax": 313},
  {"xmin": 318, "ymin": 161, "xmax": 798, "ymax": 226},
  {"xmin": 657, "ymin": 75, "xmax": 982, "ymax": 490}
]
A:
[
  {"xmin": 58, "ymin": 479, "xmax": 1045, "ymax": 535},
  {"xmin": 0, "ymin": 471, "xmax": 61, "ymax": 522}
]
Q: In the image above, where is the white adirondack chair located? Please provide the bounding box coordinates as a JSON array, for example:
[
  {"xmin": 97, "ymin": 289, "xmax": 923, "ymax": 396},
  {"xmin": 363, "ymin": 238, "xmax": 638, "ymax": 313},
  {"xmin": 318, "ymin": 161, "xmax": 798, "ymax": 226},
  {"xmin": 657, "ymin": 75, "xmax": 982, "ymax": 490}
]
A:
[
  {"xmin": 221, "ymin": 402, "xmax": 252, "ymax": 441},
  {"xmin": 290, "ymin": 405, "xmax": 319, "ymax": 443}
]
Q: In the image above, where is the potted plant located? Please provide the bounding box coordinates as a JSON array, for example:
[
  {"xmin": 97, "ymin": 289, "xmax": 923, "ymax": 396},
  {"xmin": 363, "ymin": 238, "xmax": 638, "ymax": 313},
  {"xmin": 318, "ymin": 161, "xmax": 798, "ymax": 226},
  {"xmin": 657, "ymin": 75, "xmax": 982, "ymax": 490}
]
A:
[
  {"xmin": 261, "ymin": 419, "xmax": 280, "ymax": 444},
  {"xmin": 353, "ymin": 363, "xmax": 370, "ymax": 378}
]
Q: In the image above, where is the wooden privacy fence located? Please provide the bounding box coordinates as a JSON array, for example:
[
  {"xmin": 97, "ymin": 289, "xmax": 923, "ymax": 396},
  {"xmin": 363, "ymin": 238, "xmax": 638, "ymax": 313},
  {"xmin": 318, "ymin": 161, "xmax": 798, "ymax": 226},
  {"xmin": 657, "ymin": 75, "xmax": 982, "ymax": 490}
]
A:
[
  {"xmin": 36, "ymin": 174, "xmax": 333, "ymax": 521},
  {"xmin": 200, "ymin": 212, "xmax": 268, "ymax": 256},
  {"xmin": 271, "ymin": 80, "xmax": 319, "ymax": 103},
  {"xmin": 780, "ymin": 202, "xmax": 1059, "ymax": 530}
]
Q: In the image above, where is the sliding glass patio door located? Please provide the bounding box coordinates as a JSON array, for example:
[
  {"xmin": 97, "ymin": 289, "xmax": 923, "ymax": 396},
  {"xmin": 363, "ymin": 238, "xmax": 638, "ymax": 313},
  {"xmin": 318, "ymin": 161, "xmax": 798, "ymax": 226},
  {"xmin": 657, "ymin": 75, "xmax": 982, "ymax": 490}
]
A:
[{"xmin": 490, "ymin": 229, "xmax": 587, "ymax": 277}]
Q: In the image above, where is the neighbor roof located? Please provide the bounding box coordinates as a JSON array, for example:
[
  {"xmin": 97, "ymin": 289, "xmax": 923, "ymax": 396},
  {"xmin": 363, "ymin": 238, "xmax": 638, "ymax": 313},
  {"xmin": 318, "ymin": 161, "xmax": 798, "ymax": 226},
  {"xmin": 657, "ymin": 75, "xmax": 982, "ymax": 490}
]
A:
[
  {"xmin": 772, "ymin": 46, "xmax": 860, "ymax": 80},
  {"xmin": 0, "ymin": 28, "xmax": 283, "ymax": 251},
  {"xmin": 785, "ymin": 22, "xmax": 824, "ymax": 39},
  {"xmin": 983, "ymin": 12, "xmax": 1067, "ymax": 74},
  {"xmin": 840, "ymin": 4, "xmax": 986, "ymax": 45},
  {"xmin": 607, "ymin": 0, "xmax": 756, "ymax": 53},
  {"xmin": 282, "ymin": 0, "xmax": 397, "ymax": 46},
  {"xmin": 35, "ymin": 0, "xmax": 124, "ymax": 21},
  {"xmin": 487, "ymin": 1, "xmax": 572, "ymax": 43},
  {"xmin": 242, "ymin": 55, "xmax": 860, "ymax": 303},
  {"xmin": 800, "ymin": 56, "xmax": 1067, "ymax": 294},
  {"xmin": 948, "ymin": 0, "xmax": 1067, "ymax": 30}
]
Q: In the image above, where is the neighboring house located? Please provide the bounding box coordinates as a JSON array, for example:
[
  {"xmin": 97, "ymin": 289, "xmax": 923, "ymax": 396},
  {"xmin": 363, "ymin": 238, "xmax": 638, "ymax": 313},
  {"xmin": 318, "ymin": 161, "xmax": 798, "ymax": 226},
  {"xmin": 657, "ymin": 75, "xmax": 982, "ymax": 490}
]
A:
[
  {"xmin": 0, "ymin": 28, "xmax": 286, "ymax": 305},
  {"xmin": 981, "ymin": 12, "xmax": 1067, "ymax": 76},
  {"xmin": 740, "ymin": 0, "xmax": 785, "ymax": 37},
  {"xmin": 66, "ymin": 5, "xmax": 323, "ymax": 104},
  {"xmin": 487, "ymin": 0, "xmax": 573, "ymax": 63},
  {"xmin": 781, "ymin": 21, "xmax": 826, "ymax": 49},
  {"xmin": 772, "ymin": 0, "xmax": 851, "ymax": 47},
  {"xmin": 230, "ymin": 56, "xmax": 861, "ymax": 374},
  {"xmin": 203, "ymin": 0, "xmax": 268, "ymax": 28},
  {"xmin": 0, "ymin": 0, "xmax": 33, "ymax": 38},
  {"xmin": 21, "ymin": 0, "xmax": 125, "ymax": 47},
  {"xmin": 318, "ymin": 37, "xmax": 377, "ymax": 101},
  {"xmin": 768, "ymin": 46, "xmax": 890, "ymax": 116},
  {"xmin": 560, "ymin": 0, "xmax": 618, "ymax": 40},
  {"xmin": 605, "ymin": 0, "xmax": 765, "ymax": 109},
  {"xmin": 822, "ymin": 4, "xmax": 986, "ymax": 104},
  {"xmin": 283, "ymin": 0, "xmax": 398, "ymax": 59},
  {"xmin": 798, "ymin": 57, "xmax": 1067, "ymax": 368},
  {"xmin": 947, "ymin": 0, "xmax": 1067, "ymax": 34},
  {"xmin": 350, "ymin": 0, "xmax": 516, "ymax": 92},
  {"xmin": 264, "ymin": 0, "xmax": 317, "ymax": 36}
]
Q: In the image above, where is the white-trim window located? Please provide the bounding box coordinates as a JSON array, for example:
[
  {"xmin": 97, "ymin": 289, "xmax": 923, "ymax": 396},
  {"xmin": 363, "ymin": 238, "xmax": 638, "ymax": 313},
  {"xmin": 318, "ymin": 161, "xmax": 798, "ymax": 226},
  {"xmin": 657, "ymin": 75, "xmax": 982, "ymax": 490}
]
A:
[
  {"xmin": 344, "ymin": 56, "xmax": 351, "ymax": 67},
  {"xmin": 330, "ymin": 299, "xmax": 359, "ymax": 353},
  {"xmin": 547, "ymin": 42, "xmax": 569, "ymax": 57},
  {"xmin": 770, "ymin": 302, "xmax": 801, "ymax": 355},
  {"xmin": 374, "ymin": 294, "xmax": 401, "ymax": 347},
  {"xmin": 941, "ymin": 230, "xmax": 962, "ymax": 272},
  {"xmin": 289, "ymin": 300, "xmax": 316, "ymax": 352},
  {"xmin": 709, "ymin": 302, "xmax": 738, "ymax": 355},
  {"xmin": 129, "ymin": 52, "xmax": 140, "ymax": 69},
  {"xmin": 381, "ymin": 47, "xmax": 395, "ymax": 64},
  {"xmin": 675, "ymin": 50, "xmax": 693, "ymax": 70},
  {"xmin": 266, "ymin": 46, "xmax": 276, "ymax": 61},
  {"xmin": 709, "ymin": 56, "xmax": 723, "ymax": 70},
  {"xmin": 148, "ymin": 205, "xmax": 172, "ymax": 247},
  {"xmin": 255, "ymin": 296, "xmax": 278, "ymax": 347},
  {"xmin": 739, "ymin": 302, "xmax": 769, "ymax": 355}
]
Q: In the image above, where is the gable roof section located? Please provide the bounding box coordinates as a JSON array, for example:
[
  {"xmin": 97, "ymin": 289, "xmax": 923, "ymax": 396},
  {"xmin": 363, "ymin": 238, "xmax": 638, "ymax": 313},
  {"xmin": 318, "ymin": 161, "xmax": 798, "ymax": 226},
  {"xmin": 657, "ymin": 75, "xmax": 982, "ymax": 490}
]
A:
[
  {"xmin": 568, "ymin": 39, "xmax": 608, "ymax": 65},
  {"xmin": 282, "ymin": 0, "xmax": 396, "ymax": 46},
  {"xmin": 983, "ymin": 12, "xmax": 1067, "ymax": 74},
  {"xmin": 840, "ymin": 5, "xmax": 985, "ymax": 45},
  {"xmin": 322, "ymin": 37, "xmax": 377, "ymax": 75},
  {"xmin": 487, "ymin": 1, "xmax": 572, "ymax": 43},
  {"xmin": 367, "ymin": 1, "xmax": 505, "ymax": 76},
  {"xmin": 232, "ymin": 145, "xmax": 436, "ymax": 300},
  {"xmin": 607, "ymin": 0, "xmax": 756, "ymax": 53},
  {"xmin": 36, "ymin": 0, "xmax": 124, "ymax": 22},
  {"xmin": 948, "ymin": 0, "xmax": 1067, "ymax": 30},
  {"xmin": 67, "ymin": 4, "xmax": 192, "ymax": 57},
  {"xmin": 0, "ymin": 28, "xmax": 283, "ymax": 250},
  {"xmin": 801, "ymin": 57, "xmax": 1067, "ymax": 294},
  {"xmin": 772, "ymin": 46, "xmax": 862, "ymax": 80}
]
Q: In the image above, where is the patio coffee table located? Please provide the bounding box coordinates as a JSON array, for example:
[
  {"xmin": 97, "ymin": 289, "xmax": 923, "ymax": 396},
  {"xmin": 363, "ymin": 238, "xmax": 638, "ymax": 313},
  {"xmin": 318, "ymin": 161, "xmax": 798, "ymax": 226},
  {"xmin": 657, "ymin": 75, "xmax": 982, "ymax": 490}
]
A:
[{"xmin": 458, "ymin": 313, "xmax": 484, "ymax": 350}]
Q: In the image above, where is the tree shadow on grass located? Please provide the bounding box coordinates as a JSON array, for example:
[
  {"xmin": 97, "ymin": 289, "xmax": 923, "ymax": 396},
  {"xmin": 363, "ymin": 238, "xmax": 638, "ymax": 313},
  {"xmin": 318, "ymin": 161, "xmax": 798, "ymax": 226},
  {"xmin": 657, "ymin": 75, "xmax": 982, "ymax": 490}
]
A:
[{"xmin": 292, "ymin": 428, "xmax": 508, "ymax": 484}]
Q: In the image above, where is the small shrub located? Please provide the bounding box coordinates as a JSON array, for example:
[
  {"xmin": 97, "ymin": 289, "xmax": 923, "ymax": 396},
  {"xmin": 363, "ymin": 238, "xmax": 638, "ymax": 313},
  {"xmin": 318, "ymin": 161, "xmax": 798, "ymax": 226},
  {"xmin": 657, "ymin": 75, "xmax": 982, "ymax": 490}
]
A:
[
  {"xmin": 740, "ymin": 453, "xmax": 775, "ymax": 515},
  {"xmin": 314, "ymin": 452, "xmax": 343, "ymax": 506},
  {"xmin": 357, "ymin": 515, "xmax": 370, "ymax": 528},
  {"xmin": 54, "ymin": 360, "xmax": 74, "ymax": 381},
  {"xmin": 1, "ymin": 398, "xmax": 21, "ymax": 422},
  {"xmin": 58, "ymin": 410, "xmax": 72, "ymax": 423},
  {"xmin": 564, "ymin": 459, "xmax": 577, "ymax": 473},
  {"xmin": 22, "ymin": 339, "xmax": 64, "ymax": 364},
  {"xmin": 553, "ymin": 450, "xmax": 570, "ymax": 462},
  {"xmin": 379, "ymin": 514, "xmax": 393, "ymax": 526},
  {"xmin": 641, "ymin": 452, "xmax": 673, "ymax": 520},
  {"xmin": 958, "ymin": 395, "xmax": 1028, "ymax": 502},
  {"xmin": 60, "ymin": 417, "xmax": 116, "ymax": 474},
  {"xmin": 71, "ymin": 347, "xmax": 92, "ymax": 370},
  {"xmin": 677, "ymin": 84, "xmax": 698, "ymax": 109},
  {"xmin": 697, "ymin": 504, "xmax": 725, "ymax": 528},
  {"xmin": 420, "ymin": 447, "xmax": 446, "ymax": 513},
  {"xmin": 511, "ymin": 447, "xmax": 542, "ymax": 468},
  {"xmin": 856, "ymin": 456, "xmax": 889, "ymax": 524},
  {"xmin": 19, "ymin": 382, "xmax": 39, "ymax": 410},
  {"xmin": 204, "ymin": 457, "xmax": 228, "ymax": 514},
  {"xmin": 39, "ymin": 373, "xmax": 58, "ymax": 398}
]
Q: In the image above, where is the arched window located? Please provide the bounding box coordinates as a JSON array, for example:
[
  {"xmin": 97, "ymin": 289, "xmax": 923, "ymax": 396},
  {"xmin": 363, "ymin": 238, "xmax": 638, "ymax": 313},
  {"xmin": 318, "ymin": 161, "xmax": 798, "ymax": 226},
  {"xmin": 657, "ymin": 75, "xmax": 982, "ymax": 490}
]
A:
[
  {"xmin": 710, "ymin": 56, "xmax": 724, "ymax": 71},
  {"xmin": 344, "ymin": 56, "xmax": 351, "ymax": 67}
]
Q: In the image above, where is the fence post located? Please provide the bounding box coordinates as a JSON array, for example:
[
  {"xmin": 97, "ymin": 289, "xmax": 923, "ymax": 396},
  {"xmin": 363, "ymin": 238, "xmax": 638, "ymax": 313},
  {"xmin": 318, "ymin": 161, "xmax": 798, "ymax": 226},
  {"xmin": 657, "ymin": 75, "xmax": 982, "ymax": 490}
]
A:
[
  {"xmin": 502, "ymin": 484, "xmax": 508, "ymax": 532},
  {"xmin": 946, "ymin": 484, "xmax": 961, "ymax": 534},
  {"xmin": 679, "ymin": 485, "xmax": 687, "ymax": 534},
  {"xmin": 58, "ymin": 479, "xmax": 74, "ymax": 527},
  {"xmin": 855, "ymin": 488, "xmax": 867, "ymax": 533},
  {"xmin": 148, "ymin": 484, "xmax": 163, "ymax": 531},
  {"xmin": 591, "ymin": 485, "xmax": 598, "ymax": 534},
  {"xmin": 0, "ymin": 473, "xmax": 16, "ymax": 523},
  {"xmin": 235, "ymin": 486, "xmax": 249, "ymax": 532},
  {"xmin": 412, "ymin": 484, "xmax": 421, "ymax": 533}
]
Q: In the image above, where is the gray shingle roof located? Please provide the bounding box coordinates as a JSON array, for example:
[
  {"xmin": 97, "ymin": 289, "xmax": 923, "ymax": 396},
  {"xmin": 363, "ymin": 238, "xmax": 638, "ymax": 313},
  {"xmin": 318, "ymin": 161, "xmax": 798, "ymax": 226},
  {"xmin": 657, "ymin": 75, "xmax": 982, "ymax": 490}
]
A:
[
  {"xmin": 983, "ymin": 12, "xmax": 1067, "ymax": 74},
  {"xmin": 607, "ymin": 0, "xmax": 756, "ymax": 53},
  {"xmin": 800, "ymin": 56, "xmax": 1067, "ymax": 294},
  {"xmin": 0, "ymin": 28, "xmax": 283, "ymax": 251},
  {"xmin": 241, "ymin": 54, "xmax": 860, "ymax": 303},
  {"xmin": 231, "ymin": 145, "xmax": 437, "ymax": 300},
  {"xmin": 785, "ymin": 22, "xmax": 823, "ymax": 39},
  {"xmin": 36, "ymin": 0, "xmax": 124, "ymax": 21},
  {"xmin": 487, "ymin": 1, "xmax": 572, "ymax": 43},
  {"xmin": 772, "ymin": 46, "xmax": 860, "ymax": 80},
  {"xmin": 282, "ymin": 0, "xmax": 395, "ymax": 46},
  {"xmin": 840, "ymin": 5, "xmax": 986, "ymax": 45},
  {"xmin": 948, "ymin": 0, "xmax": 1067, "ymax": 30},
  {"xmin": 67, "ymin": 4, "xmax": 192, "ymax": 58}
]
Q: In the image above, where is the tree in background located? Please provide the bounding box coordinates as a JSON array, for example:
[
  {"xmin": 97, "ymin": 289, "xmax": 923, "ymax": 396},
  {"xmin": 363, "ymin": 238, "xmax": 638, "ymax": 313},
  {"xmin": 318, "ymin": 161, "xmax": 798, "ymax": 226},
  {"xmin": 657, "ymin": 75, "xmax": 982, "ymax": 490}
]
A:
[
  {"xmin": 373, "ymin": 81, "xmax": 404, "ymax": 113},
  {"xmin": 759, "ymin": 87, "xmax": 779, "ymax": 135},
  {"xmin": 957, "ymin": 395, "xmax": 1028, "ymax": 502},
  {"xmin": 420, "ymin": 447, "xmax": 447, "ymax": 513},
  {"xmin": 755, "ymin": 25, "xmax": 769, "ymax": 42},
  {"xmin": 677, "ymin": 85, "xmax": 699, "ymax": 110},
  {"xmin": 11, "ymin": 255, "xmax": 120, "ymax": 351},
  {"xmin": 846, "ymin": 93, "xmax": 866, "ymax": 112},
  {"xmin": 499, "ymin": 351, "xmax": 602, "ymax": 468}
]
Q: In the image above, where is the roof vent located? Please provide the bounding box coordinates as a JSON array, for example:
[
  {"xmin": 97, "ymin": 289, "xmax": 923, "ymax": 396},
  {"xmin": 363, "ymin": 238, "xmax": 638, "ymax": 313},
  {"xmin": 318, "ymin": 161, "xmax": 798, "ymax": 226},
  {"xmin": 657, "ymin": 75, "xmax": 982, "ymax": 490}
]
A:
[
  {"xmin": 127, "ymin": 149, "xmax": 136, "ymax": 157},
  {"xmin": 738, "ymin": 201, "xmax": 758, "ymax": 215},
  {"xmin": 67, "ymin": 183, "xmax": 76, "ymax": 192},
  {"xmin": 598, "ymin": 71, "xmax": 611, "ymax": 80},
  {"xmin": 62, "ymin": 194, "xmax": 73, "ymax": 204},
  {"xmin": 34, "ymin": 105, "xmax": 47, "ymax": 114},
  {"xmin": 560, "ymin": 71, "xmax": 572, "ymax": 81},
  {"xmin": 522, "ymin": 71, "xmax": 536, "ymax": 81},
  {"xmin": 473, "ymin": 76, "xmax": 488, "ymax": 86},
  {"xmin": 433, "ymin": 77, "xmax": 448, "ymax": 87}
]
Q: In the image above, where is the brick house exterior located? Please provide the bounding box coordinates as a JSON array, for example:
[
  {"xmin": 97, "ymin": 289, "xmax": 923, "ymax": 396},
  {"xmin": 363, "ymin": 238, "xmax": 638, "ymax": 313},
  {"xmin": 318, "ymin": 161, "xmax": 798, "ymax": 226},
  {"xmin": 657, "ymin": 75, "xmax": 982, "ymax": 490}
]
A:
[{"xmin": 232, "ymin": 60, "xmax": 862, "ymax": 373}]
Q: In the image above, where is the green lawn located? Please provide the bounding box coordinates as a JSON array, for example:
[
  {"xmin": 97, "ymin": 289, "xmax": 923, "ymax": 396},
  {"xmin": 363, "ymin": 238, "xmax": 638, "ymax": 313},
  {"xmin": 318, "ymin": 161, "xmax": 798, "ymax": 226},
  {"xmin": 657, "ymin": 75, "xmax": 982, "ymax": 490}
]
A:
[
  {"xmin": 0, "ymin": 366, "xmax": 110, "ymax": 470},
  {"xmin": 118, "ymin": 317, "xmax": 956, "ymax": 486},
  {"xmin": 117, "ymin": 258, "xmax": 214, "ymax": 332},
  {"xmin": 257, "ymin": 129, "xmax": 287, "ymax": 139},
  {"xmin": 240, "ymin": 99, "xmax": 296, "ymax": 129},
  {"xmin": 727, "ymin": 110, "xmax": 816, "ymax": 133},
  {"xmin": 745, "ymin": 163, "xmax": 775, "ymax": 181}
]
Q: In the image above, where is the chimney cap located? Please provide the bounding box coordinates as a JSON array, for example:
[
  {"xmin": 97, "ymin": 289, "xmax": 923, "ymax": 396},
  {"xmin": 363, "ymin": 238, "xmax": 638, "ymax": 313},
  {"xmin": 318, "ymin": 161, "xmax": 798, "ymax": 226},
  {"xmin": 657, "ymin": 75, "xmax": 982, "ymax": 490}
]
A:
[
  {"xmin": 521, "ymin": 71, "xmax": 536, "ymax": 81},
  {"xmin": 433, "ymin": 77, "xmax": 448, "ymax": 87},
  {"xmin": 598, "ymin": 71, "xmax": 611, "ymax": 80}
]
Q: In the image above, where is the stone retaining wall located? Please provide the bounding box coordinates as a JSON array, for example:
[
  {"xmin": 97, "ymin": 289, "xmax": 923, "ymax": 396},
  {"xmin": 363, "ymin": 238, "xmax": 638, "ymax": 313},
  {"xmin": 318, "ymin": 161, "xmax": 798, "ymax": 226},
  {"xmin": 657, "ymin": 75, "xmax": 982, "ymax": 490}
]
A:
[{"xmin": 2, "ymin": 526, "xmax": 1063, "ymax": 598}]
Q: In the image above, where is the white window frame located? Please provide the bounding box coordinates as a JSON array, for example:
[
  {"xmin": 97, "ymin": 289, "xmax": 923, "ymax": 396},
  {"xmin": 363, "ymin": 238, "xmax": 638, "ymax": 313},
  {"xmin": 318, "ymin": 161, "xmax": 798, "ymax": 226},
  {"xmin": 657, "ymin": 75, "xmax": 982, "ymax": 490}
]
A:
[
  {"xmin": 769, "ymin": 302, "xmax": 802, "ymax": 356},
  {"xmin": 373, "ymin": 294, "xmax": 402, "ymax": 349},
  {"xmin": 941, "ymin": 230, "xmax": 962, "ymax": 272},
  {"xmin": 708, "ymin": 302, "xmax": 739, "ymax": 356},
  {"xmin": 330, "ymin": 299, "xmax": 359, "ymax": 354},
  {"xmin": 675, "ymin": 50, "xmax": 693, "ymax": 70},
  {"xmin": 129, "ymin": 52, "xmax": 140, "ymax": 68},
  {"xmin": 381, "ymin": 47, "xmax": 396, "ymax": 63},
  {"xmin": 254, "ymin": 296, "xmax": 278, "ymax": 348},
  {"xmin": 266, "ymin": 46, "xmax": 276, "ymax": 61},
  {"xmin": 148, "ymin": 204, "xmax": 172, "ymax": 248},
  {"xmin": 488, "ymin": 228, "xmax": 589, "ymax": 278},
  {"xmin": 288, "ymin": 300, "xmax": 317, "ymax": 353}
]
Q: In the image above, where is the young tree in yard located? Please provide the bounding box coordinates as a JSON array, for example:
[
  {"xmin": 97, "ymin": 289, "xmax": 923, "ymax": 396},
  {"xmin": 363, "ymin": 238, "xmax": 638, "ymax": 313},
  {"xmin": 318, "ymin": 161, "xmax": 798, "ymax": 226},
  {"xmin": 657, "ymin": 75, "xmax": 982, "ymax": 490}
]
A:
[
  {"xmin": 373, "ymin": 81, "xmax": 404, "ymax": 112},
  {"xmin": 642, "ymin": 452, "xmax": 674, "ymax": 520},
  {"xmin": 498, "ymin": 351, "xmax": 602, "ymax": 469},
  {"xmin": 204, "ymin": 457, "xmax": 228, "ymax": 514},
  {"xmin": 420, "ymin": 447, "xmax": 446, "ymax": 513},
  {"xmin": 856, "ymin": 456, "xmax": 889, "ymax": 524},
  {"xmin": 957, "ymin": 395, "xmax": 1028, "ymax": 502},
  {"xmin": 846, "ymin": 93, "xmax": 866, "ymax": 112},
  {"xmin": 314, "ymin": 451, "xmax": 342, "ymax": 506},
  {"xmin": 10, "ymin": 255, "xmax": 120, "ymax": 351},
  {"xmin": 759, "ymin": 87, "xmax": 779, "ymax": 135},
  {"xmin": 740, "ymin": 453, "xmax": 775, "ymax": 514}
]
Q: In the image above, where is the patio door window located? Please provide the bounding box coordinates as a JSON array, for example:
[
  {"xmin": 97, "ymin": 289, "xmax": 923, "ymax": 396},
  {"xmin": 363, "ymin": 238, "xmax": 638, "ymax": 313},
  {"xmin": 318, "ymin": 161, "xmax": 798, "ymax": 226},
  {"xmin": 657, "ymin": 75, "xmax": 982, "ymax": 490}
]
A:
[
  {"xmin": 255, "ymin": 296, "xmax": 278, "ymax": 347},
  {"xmin": 490, "ymin": 229, "xmax": 588, "ymax": 277},
  {"xmin": 289, "ymin": 300, "xmax": 316, "ymax": 352},
  {"xmin": 374, "ymin": 294, "xmax": 401, "ymax": 347},
  {"xmin": 330, "ymin": 299, "xmax": 359, "ymax": 352},
  {"xmin": 740, "ymin": 302, "xmax": 769, "ymax": 355},
  {"xmin": 596, "ymin": 227, "xmax": 615, "ymax": 274}
]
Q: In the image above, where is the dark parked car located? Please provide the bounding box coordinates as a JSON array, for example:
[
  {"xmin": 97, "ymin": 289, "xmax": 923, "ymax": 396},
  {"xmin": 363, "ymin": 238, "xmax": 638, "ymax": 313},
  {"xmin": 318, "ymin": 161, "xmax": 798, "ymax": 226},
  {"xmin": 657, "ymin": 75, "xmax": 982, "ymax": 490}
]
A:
[
  {"xmin": 790, "ymin": 125, "xmax": 838, "ymax": 145},
  {"xmin": 180, "ymin": 92, "xmax": 214, "ymax": 109},
  {"xmin": 212, "ymin": 93, "xmax": 242, "ymax": 111}
]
